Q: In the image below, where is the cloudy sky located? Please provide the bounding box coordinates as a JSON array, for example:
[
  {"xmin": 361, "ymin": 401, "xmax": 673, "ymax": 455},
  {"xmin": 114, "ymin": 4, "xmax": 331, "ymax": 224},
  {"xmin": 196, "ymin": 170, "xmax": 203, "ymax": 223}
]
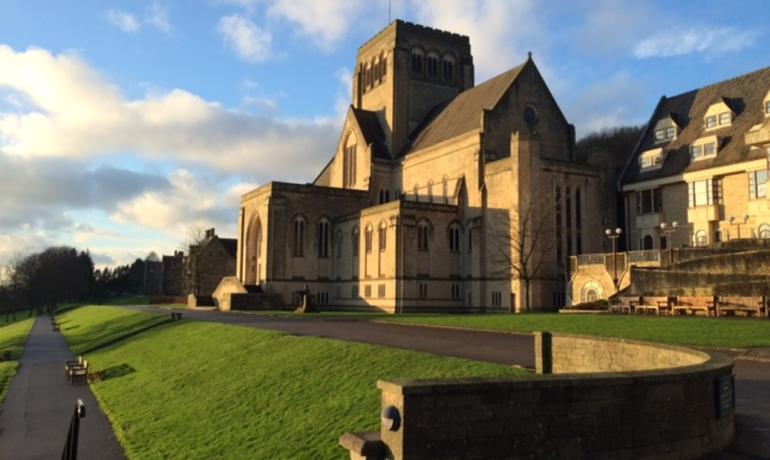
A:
[{"xmin": 1, "ymin": 0, "xmax": 768, "ymax": 268}]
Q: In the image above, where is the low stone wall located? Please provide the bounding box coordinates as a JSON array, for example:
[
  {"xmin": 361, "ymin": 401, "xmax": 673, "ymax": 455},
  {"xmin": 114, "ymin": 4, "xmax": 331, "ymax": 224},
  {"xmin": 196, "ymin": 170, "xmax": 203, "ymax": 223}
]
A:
[{"xmin": 341, "ymin": 333, "xmax": 735, "ymax": 460}]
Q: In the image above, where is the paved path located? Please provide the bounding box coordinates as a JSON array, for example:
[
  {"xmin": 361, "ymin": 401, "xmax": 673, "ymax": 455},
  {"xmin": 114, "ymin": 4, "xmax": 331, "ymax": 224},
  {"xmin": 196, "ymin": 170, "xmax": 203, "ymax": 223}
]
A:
[
  {"xmin": 0, "ymin": 318, "xmax": 125, "ymax": 460},
  {"xmin": 130, "ymin": 306, "xmax": 770, "ymax": 459}
]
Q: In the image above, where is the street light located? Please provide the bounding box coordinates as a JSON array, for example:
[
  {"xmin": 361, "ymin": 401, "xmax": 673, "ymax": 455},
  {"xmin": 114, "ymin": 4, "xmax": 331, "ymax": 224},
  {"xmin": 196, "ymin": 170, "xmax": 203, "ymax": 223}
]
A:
[
  {"xmin": 605, "ymin": 227, "xmax": 622, "ymax": 285},
  {"xmin": 729, "ymin": 214, "xmax": 750, "ymax": 239},
  {"xmin": 660, "ymin": 221, "xmax": 678, "ymax": 264}
]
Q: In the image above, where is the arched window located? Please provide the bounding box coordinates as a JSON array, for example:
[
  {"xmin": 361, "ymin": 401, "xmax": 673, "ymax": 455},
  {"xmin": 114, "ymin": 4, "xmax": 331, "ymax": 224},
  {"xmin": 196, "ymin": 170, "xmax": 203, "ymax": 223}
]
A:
[
  {"xmin": 363, "ymin": 63, "xmax": 370, "ymax": 90},
  {"xmin": 426, "ymin": 53, "xmax": 439, "ymax": 76},
  {"xmin": 448, "ymin": 225, "xmax": 461, "ymax": 252},
  {"xmin": 380, "ymin": 53, "xmax": 387, "ymax": 78},
  {"xmin": 373, "ymin": 58, "xmax": 380, "ymax": 83},
  {"xmin": 442, "ymin": 56, "xmax": 455, "ymax": 81},
  {"xmin": 365, "ymin": 224, "xmax": 373, "ymax": 253},
  {"xmin": 352, "ymin": 226, "xmax": 360, "ymax": 256},
  {"xmin": 695, "ymin": 230, "xmax": 707, "ymax": 247},
  {"xmin": 575, "ymin": 187, "xmax": 583, "ymax": 255},
  {"xmin": 335, "ymin": 230, "xmax": 343, "ymax": 258},
  {"xmin": 343, "ymin": 133, "xmax": 357, "ymax": 188},
  {"xmin": 418, "ymin": 221, "xmax": 430, "ymax": 251},
  {"xmin": 759, "ymin": 224, "xmax": 770, "ymax": 239},
  {"xmin": 378, "ymin": 222, "xmax": 387, "ymax": 252},
  {"xmin": 411, "ymin": 49, "xmax": 424, "ymax": 73},
  {"xmin": 565, "ymin": 186, "xmax": 573, "ymax": 256},
  {"xmin": 555, "ymin": 185, "xmax": 563, "ymax": 265},
  {"xmin": 292, "ymin": 216, "xmax": 305, "ymax": 257},
  {"xmin": 427, "ymin": 180, "xmax": 434, "ymax": 203},
  {"xmin": 643, "ymin": 234, "xmax": 654, "ymax": 250},
  {"xmin": 442, "ymin": 176, "xmax": 449, "ymax": 203},
  {"xmin": 318, "ymin": 219, "xmax": 330, "ymax": 258}
]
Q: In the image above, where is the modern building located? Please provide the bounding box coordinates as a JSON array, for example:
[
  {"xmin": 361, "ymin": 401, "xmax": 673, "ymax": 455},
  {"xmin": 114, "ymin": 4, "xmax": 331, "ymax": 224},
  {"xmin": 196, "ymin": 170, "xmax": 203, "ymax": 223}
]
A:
[{"xmin": 225, "ymin": 20, "xmax": 611, "ymax": 313}]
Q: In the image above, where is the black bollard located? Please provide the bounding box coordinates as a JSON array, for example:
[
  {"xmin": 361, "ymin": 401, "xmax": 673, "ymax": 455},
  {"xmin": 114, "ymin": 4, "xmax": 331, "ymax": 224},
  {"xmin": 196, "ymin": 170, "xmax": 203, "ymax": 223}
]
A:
[{"xmin": 61, "ymin": 399, "xmax": 86, "ymax": 460}]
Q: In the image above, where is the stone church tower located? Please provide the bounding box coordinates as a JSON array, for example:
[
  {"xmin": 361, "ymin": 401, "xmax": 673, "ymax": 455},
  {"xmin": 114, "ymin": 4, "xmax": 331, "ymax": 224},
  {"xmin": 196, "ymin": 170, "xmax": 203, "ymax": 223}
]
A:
[{"xmin": 221, "ymin": 20, "xmax": 609, "ymax": 313}]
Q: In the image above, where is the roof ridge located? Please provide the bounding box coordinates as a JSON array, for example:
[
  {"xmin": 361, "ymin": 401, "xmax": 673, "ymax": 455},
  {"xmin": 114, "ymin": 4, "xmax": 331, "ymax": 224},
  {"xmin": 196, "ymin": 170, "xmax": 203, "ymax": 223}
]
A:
[{"xmin": 665, "ymin": 65, "xmax": 770, "ymax": 101}]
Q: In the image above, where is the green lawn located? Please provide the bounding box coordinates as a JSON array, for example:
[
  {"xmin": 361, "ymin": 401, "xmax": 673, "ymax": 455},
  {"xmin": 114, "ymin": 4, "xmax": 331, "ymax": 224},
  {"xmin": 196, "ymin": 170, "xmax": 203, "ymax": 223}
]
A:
[
  {"xmin": 0, "ymin": 317, "xmax": 35, "ymax": 405},
  {"xmin": 60, "ymin": 306, "xmax": 524, "ymax": 459},
  {"xmin": 60, "ymin": 305, "xmax": 169, "ymax": 354},
  {"xmin": 380, "ymin": 313, "xmax": 770, "ymax": 349}
]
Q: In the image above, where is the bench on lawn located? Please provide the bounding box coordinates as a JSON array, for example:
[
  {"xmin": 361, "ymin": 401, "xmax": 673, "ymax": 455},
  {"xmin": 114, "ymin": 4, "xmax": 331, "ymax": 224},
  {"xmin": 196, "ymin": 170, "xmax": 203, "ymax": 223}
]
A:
[
  {"xmin": 672, "ymin": 296, "xmax": 717, "ymax": 317},
  {"xmin": 717, "ymin": 296, "xmax": 766, "ymax": 318},
  {"xmin": 67, "ymin": 359, "xmax": 89, "ymax": 385},
  {"xmin": 170, "ymin": 312, "xmax": 183, "ymax": 321},
  {"xmin": 635, "ymin": 296, "xmax": 672, "ymax": 316},
  {"xmin": 610, "ymin": 296, "xmax": 641, "ymax": 314},
  {"xmin": 65, "ymin": 356, "xmax": 84, "ymax": 377}
]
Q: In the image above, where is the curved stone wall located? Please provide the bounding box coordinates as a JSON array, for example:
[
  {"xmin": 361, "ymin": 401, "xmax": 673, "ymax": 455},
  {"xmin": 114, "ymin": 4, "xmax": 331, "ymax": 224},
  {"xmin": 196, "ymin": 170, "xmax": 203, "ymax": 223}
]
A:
[{"xmin": 341, "ymin": 333, "xmax": 735, "ymax": 460}]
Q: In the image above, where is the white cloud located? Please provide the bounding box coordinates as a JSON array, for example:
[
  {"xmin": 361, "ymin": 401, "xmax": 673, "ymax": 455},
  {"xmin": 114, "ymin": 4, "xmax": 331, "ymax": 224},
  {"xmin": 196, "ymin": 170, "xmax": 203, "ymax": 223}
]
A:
[
  {"xmin": 0, "ymin": 45, "xmax": 339, "ymax": 181},
  {"xmin": 147, "ymin": 3, "xmax": 173, "ymax": 35},
  {"xmin": 409, "ymin": 0, "xmax": 543, "ymax": 81},
  {"xmin": 106, "ymin": 10, "xmax": 141, "ymax": 33},
  {"xmin": 267, "ymin": 0, "xmax": 361, "ymax": 51},
  {"xmin": 634, "ymin": 27, "xmax": 760, "ymax": 59},
  {"xmin": 218, "ymin": 14, "xmax": 273, "ymax": 62}
]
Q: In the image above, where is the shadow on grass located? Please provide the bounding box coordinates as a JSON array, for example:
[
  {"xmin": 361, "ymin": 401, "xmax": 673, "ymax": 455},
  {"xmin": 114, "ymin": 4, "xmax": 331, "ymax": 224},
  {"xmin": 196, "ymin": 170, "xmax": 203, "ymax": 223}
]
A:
[
  {"xmin": 79, "ymin": 318, "xmax": 175, "ymax": 354},
  {"xmin": 91, "ymin": 363, "xmax": 136, "ymax": 382}
]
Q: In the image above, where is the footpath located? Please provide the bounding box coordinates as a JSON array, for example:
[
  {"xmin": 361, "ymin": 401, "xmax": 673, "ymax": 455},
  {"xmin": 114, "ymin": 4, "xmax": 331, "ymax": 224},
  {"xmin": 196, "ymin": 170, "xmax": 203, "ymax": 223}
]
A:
[{"xmin": 0, "ymin": 318, "xmax": 125, "ymax": 459}]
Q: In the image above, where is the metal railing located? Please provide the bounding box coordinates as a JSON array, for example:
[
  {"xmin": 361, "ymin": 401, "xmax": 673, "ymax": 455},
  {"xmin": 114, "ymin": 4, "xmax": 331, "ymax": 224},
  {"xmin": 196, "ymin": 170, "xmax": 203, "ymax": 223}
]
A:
[
  {"xmin": 62, "ymin": 399, "xmax": 86, "ymax": 460},
  {"xmin": 627, "ymin": 250, "xmax": 661, "ymax": 263}
]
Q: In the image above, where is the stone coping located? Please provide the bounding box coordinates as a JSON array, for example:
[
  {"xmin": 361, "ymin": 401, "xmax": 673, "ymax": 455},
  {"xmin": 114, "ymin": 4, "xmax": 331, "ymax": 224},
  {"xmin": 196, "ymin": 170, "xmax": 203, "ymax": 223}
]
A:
[
  {"xmin": 339, "ymin": 432, "xmax": 385, "ymax": 456},
  {"xmin": 377, "ymin": 333, "xmax": 732, "ymax": 396}
]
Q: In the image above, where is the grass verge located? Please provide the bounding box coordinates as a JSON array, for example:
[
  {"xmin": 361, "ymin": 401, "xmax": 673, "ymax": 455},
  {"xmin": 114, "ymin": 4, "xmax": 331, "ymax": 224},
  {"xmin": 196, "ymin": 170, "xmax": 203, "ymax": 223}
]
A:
[
  {"xmin": 59, "ymin": 306, "xmax": 524, "ymax": 459},
  {"xmin": 380, "ymin": 313, "xmax": 770, "ymax": 349},
  {"xmin": 0, "ymin": 317, "xmax": 35, "ymax": 405},
  {"xmin": 60, "ymin": 306, "xmax": 169, "ymax": 354}
]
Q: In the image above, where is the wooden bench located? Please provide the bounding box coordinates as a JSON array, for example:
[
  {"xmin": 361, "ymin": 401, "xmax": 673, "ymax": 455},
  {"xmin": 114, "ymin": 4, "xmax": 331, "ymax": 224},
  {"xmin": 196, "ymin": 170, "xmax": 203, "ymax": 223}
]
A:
[
  {"xmin": 65, "ymin": 356, "xmax": 84, "ymax": 377},
  {"xmin": 672, "ymin": 296, "xmax": 717, "ymax": 317},
  {"xmin": 635, "ymin": 296, "xmax": 673, "ymax": 316},
  {"xmin": 717, "ymin": 296, "xmax": 765, "ymax": 318},
  {"xmin": 615, "ymin": 296, "xmax": 641, "ymax": 314},
  {"xmin": 67, "ymin": 359, "xmax": 89, "ymax": 385},
  {"xmin": 170, "ymin": 312, "xmax": 183, "ymax": 321}
]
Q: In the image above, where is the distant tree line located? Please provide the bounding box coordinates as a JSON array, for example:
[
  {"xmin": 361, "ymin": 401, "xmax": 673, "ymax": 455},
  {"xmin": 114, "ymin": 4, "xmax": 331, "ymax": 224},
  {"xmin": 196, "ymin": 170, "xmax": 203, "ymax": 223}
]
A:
[{"xmin": 0, "ymin": 246, "xmax": 154, "ymax": 315}]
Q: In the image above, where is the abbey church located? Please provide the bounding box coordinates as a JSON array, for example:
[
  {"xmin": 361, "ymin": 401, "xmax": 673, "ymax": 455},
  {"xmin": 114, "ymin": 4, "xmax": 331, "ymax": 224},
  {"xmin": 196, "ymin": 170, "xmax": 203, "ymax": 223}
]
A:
[{"xmin": 227, "ymin": 20, "xmax": 614, "ymax": 312}]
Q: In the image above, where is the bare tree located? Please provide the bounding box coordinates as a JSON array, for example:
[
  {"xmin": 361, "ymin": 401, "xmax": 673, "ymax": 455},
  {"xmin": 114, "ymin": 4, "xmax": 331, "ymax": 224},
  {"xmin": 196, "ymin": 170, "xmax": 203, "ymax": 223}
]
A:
[
  {"xmin": 491, "ymin": 191, "xmax": 556, "ymax": 312},
  {"xmin": 180, "ymin": 225, "xmax": 206, "ymax": 252}
]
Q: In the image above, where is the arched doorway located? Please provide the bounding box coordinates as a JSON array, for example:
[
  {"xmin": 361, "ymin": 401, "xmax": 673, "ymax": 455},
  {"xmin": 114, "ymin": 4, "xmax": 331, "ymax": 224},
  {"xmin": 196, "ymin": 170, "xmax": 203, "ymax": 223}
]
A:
[
  {"xmin": 245, "ymin": 215, "xmax": 262, "ymax": 285},
  {"xmin": 643, "ymin": 235, "xmax": 654, "ymax": 250}
]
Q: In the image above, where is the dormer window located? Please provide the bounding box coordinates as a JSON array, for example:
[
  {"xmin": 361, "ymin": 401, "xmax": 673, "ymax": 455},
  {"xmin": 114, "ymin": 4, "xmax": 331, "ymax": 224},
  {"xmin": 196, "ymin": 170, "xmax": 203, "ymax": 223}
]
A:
[
  {"xmin": 639, "ymin": 148, "xmax": 664, "ymax": 170},
  {"xmin": 765, "ymin": 100, "xmax": 770, "ymax": 115},
  {"xmin": 704, "ymin": 99, "xmax": 734, "ymax": 130},
  {"xmin": 690, "ymin": 135, "xmax": 719, "ymax": 161},
  {"xmin": 652, "ymin": 116, "xmax": 678, "ymax": 144}
]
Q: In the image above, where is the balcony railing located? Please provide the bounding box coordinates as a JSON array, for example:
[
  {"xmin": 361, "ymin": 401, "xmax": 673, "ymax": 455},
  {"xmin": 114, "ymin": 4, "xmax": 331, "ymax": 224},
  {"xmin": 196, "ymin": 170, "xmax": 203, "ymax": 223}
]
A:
[{"xmin": 627, "ymin": 250, "xmax": 661, "ymax": 263}]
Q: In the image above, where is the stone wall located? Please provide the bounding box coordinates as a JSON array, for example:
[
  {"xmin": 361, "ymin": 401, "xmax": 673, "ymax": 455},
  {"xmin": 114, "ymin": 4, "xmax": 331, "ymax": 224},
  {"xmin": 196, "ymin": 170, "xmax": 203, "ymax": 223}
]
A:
[{"xmin": 341, "ymin": 333, "xmax": 735, "ymax": 460}]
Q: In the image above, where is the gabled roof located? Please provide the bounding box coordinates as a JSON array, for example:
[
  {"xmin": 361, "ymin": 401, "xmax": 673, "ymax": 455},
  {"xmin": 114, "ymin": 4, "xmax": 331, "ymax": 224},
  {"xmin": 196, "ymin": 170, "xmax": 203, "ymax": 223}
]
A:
[
  {"xmin": 622, "ymin": 66, "xmax": 770, "ymax": 185},
  {"xmin": 402, "ymin": 62, "xmax": 527, "ymax": 155},
  {"xmin": 351, "ymin": 107, "xmax": 390, "ymax": 159}
]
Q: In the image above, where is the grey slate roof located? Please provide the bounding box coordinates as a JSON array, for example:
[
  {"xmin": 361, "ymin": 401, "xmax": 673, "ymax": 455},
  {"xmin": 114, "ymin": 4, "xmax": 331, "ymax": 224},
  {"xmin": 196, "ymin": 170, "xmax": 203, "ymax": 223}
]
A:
[
  {"xmin": 402, "ymin": 63, "xmax": 527, "ymax": 155},
  {"xmin": 623, "ymin": 66, "xmax": 770, "ymax": 186},
  {"xmin": 351, "ymin": 108, "xmax": 390, "ymax": 159}
]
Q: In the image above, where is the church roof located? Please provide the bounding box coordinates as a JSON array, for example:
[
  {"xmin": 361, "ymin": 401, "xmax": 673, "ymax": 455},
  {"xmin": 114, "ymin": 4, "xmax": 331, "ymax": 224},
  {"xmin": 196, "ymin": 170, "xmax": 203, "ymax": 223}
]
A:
[
  {"xmin": 622, "ymin": 65, "xmax": 770, "ymax": 186},
  {"xmin": 402, "ymin": 62, "xmax": 527, "ymax": 155},
  {"xmin": 351, "ymin": 107, "xmax": 390, "ymax": 159}
]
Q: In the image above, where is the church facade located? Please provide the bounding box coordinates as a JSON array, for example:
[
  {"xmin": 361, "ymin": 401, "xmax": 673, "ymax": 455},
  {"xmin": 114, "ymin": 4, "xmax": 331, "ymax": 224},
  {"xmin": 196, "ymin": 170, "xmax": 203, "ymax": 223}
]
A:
[{"xmin": 232, "ymin": 21, "xmax": 610, "ymax": 313}]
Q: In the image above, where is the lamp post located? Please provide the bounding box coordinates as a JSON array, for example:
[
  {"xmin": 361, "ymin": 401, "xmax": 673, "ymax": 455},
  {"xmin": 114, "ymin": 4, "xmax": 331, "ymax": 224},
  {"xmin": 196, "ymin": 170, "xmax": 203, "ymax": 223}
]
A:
[
  {"xmin": 605, "ymin": 227, "xmax": 622, "ymax": 285},
  {"xmin": 660, "ymin": 221, "xmax": 678, "ymax": 265},
  {"xmin": 729, "ymin": 214, "xmax": 750, "ymax": 240}
]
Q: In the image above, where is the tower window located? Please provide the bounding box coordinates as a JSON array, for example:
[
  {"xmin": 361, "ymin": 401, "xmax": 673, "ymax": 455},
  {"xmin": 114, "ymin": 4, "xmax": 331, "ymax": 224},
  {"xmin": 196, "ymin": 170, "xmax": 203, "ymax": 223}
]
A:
[
  {"xmin": 411, "ymin": 51, "xmax": 423, "ymax": 73},
  {"xmin": 365, "ymin": 225, "xmax": 373, "ymax": 253},
  {"xmin": 442, "ymin": 59, "xmax": 454, "ymax": 80},
  {"xmin": 427, "ymin": 55, "xmax": 438, "ymax": 76},
  {"xmin": 379, "ymin": 223, "xmax": 387, "ymax": 252},
  {"xmin": 448, "ymin": 226, "xmax": 461, "ymax": 252},
  {"xmin": 418, "ymin": 223, "xmax": 430, "ymax": 251},
  {"xmin": 292, "ymin": 217, "xmax": 305, "ymax": 257}
]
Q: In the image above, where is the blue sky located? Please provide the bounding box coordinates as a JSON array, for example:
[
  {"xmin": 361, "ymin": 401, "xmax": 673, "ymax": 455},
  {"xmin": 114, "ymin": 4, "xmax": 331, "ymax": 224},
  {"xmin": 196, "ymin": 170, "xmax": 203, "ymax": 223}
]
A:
[{"xmin": 1, "ymin": 0, "xmax": 769, "ymax": 268}]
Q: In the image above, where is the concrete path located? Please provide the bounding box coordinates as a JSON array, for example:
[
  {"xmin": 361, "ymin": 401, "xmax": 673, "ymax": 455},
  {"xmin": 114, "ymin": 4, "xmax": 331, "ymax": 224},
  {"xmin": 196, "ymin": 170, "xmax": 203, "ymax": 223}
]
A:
[
  {"xmin": 128, "ymin": 306, "xmax": 770, "ymax": 459},
  {"xmin": 0, "ymin": 318, "xmax": 125, "ymax": 460}
]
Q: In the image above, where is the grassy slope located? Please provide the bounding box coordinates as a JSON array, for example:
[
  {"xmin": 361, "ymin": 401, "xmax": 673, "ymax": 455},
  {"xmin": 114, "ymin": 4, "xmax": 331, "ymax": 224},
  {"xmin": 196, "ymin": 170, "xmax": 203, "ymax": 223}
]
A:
[
  {"xmin": 61, "ymin": 306, "xmax": 169, "ymax": 354},
  {"xmin": 61, "ymin": 307, "xmax": 523, "ymax": 459},
  {"xmin": 381, "ymin": 313, "xmax": 770, "ymax": 348},
  {"xmin": 0, "ymin": 317, "xmax": 35, "ymax": 405}
]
